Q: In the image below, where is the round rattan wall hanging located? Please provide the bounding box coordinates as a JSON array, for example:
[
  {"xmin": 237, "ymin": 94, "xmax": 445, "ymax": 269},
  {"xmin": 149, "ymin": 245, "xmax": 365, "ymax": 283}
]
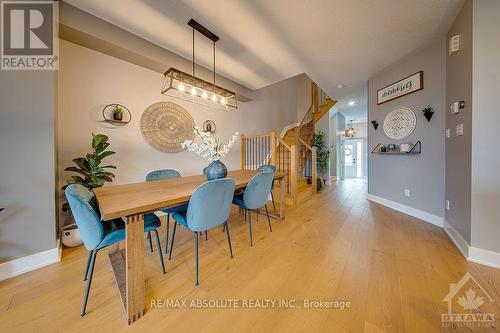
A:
[{"xmin": 140, "ymin": 102, "xmax": 195, "ymax": 153}]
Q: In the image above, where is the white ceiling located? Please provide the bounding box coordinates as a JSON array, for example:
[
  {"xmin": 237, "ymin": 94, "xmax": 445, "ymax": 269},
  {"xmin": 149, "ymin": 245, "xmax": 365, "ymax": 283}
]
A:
[
  {"xmin": 331, "ymin": 82, "xmax": 368, "ymax": 123},
  {"xmin": 65, "ymin": 0, "xmax": 463, "ymax": 96}
]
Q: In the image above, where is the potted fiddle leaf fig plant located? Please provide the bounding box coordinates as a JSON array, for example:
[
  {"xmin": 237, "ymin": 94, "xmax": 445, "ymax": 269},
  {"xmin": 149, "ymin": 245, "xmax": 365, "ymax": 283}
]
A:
[
  {"xmin": 313, "ymin": 130, "xmax": 330, "ymax": 190},
  {"xmin": 61, "ymin": 133, "xmax": 117, "ymax": 215}
]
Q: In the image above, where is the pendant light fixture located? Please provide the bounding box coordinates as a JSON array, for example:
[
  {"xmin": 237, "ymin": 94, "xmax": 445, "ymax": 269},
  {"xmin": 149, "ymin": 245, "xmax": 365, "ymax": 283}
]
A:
[
  {"xmin": 161, "ymin": 19, "xmax": 238, "ymax": 110},
  {"xmin": 345, "ymin": 120, "xmax": 356, "ymax": 138}
]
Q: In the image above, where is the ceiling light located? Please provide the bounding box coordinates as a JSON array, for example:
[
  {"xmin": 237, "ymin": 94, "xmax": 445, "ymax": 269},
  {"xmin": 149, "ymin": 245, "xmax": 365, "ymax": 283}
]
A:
[
  {"xmin": 161, "ymin": 19, "xmax": 237, "ymax": 110},
  {"xmin": 337, "ymin": 83, "xmax": 345, "ymax": 89},
  {"xmin": 345, "ymin": 119, "xmax": 356, "ymax": 137},
  {"xmin": 348, "ymin": 101, "xmax": 355, "ymax": 106}
]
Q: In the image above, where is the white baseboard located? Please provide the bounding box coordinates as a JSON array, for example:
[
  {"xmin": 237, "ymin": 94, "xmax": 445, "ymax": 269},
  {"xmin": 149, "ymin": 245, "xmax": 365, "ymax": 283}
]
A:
[
  {"xmin": 0, "ymin": 248, "xmax": 60, "ymax": 281},
  {"xmin": 367, "ymin": 194, "xmax": 444, "ymax": 227},
  {"xmin": 443, "ymin": 219, "xmax": 469, "ymax": 258},
  {"xmin": 469, "ymin": 247, "xmax": 500, "ymax": 269}
]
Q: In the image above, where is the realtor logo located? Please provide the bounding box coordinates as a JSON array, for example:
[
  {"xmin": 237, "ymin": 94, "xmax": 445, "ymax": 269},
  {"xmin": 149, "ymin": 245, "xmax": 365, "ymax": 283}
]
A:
[
  {"xmin": 1, "ymin": 0, "xmax": 58, "ymax": 70},
  {"xmin": 442, "ymin": 272, "xmax": 495, "ymax": 328}
]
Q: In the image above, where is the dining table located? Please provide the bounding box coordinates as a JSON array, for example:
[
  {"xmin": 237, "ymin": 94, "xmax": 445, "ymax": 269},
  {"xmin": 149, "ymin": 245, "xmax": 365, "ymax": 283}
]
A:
[{"xmin": 93, "ymin": 169, "xmax": 287, "ymax": 325}]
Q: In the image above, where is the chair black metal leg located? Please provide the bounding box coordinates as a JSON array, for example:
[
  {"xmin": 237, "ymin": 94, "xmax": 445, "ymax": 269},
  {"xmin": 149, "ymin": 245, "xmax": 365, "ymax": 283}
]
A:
[
  {"xmin": 83, "ymin": 250, "xmax": 93, "ymax": 281},
  {"xmin": 153, "ymin": 229, "xmax": 166, "ymax": 274},
  {"xmin": 248, "ymin": 209, "xmax": 253, "ymax": 247},
  {"xmin": 205, "ymin": 230, "xmax": 208, "ymax": 240},
  {"xmin": 148, "ymin": 231, "xmax": 153, "ymax": 253},
  {"xmin": 271, "ymin": 191, "xmax": 277, "ymax": 212},
  {"xmin": 165, "ymin": 213, "xmax": 170, "ymax": 254},
  {"xmin": 168, "ymin": 221, "xmax": 177, "ymax": 260},
  {"xmin": 194, "ymin": 232, "xmax": 199, "ymax": 286},
  {"xmin": 225, "ymin": 222, "xmax": 234, "ymax": 258},
  {"xmin": 265, "ymin": 204, "xmax": 272, "ymax": 232},
  {"xmin": 81, "ymin": 248, "xmax": 98, "ymax": 317}
]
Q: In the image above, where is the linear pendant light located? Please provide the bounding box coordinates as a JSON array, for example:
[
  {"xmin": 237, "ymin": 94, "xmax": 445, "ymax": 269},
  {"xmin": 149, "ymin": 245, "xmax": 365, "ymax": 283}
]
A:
[{"xmin": 161, "ymin": 19, "xmax": 238, "ymax": 110}]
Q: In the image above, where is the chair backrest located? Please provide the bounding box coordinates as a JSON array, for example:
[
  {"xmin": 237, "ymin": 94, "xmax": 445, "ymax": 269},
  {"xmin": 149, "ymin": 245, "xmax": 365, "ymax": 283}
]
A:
[
  {"xmin": 243, "ymin": 171, "xmax": 274, "ymax": 209},
  {"xmin": 258, "ymin": 164, "xmax": 276, "ymax": 173},
  {"xmin": 145, "ymin": 169, "xmax": 181, "ymax": 181},
  {"xmin": 186, "ymin": 178, "xmax": 236, "ymax": 232},
  {"xmin": 65, "ymin": 184, "xmax": 104, "ymax": 251}
]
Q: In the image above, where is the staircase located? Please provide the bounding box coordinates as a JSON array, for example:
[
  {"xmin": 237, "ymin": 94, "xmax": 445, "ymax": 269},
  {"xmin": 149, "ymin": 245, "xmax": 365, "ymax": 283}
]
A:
[
  {"xmin": 239, "ymin": 81, "xmax": 335, "ymax": 206},
  {"xmin": 279, "ymin": 82, "xmax": 336, "ymax": 202}
]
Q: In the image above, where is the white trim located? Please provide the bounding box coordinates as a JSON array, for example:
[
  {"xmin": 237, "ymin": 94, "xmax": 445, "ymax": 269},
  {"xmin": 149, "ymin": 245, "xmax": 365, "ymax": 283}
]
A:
[
  {"xmin": 443, "ymin": 219, "xmax": 469, "ymax": 258},
  {"xmin": 367, "ymin": 193, "xmax": 444, "ymax": 227},
  {"xmin": 279, "ymin": 122, "xmax": 300, "ymax": 139},
  {"xmin": 469, "ymin": 247, "xmax": 500, "ymax": 270},
  {"xmin": 0, "ymin": 248, "xmax": 60, "ymax": 281}
]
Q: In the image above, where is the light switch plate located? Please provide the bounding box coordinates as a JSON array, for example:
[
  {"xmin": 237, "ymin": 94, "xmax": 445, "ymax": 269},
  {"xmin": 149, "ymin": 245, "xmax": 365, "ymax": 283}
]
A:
[
  {"xmin": 456, "ymin": 123, "xmax": 464, "ymax": 136},
  {"xmin": 404, "ymin": 189, "xmax": 410, "ymax": 197},
  {"xmin": 446, "ymin": 200, "xmax": 450, "ymax": 210},
  {"xmin": 445, "ymin": 128, "xmax": 450, "ymax": 138}
]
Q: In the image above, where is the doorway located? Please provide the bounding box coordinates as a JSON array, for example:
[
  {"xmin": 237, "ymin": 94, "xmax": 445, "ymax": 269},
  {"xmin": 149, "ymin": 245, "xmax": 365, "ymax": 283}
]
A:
[{"xmin": 343, "ymin": 138, "xmax": 367, "ymax": 179}]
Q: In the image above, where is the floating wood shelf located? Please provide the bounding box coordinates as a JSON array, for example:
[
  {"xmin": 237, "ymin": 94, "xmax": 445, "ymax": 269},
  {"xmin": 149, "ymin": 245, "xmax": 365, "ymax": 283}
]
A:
[{"xmin": 371, "ymin": 141, "xmax": 421, "ymax": 154}]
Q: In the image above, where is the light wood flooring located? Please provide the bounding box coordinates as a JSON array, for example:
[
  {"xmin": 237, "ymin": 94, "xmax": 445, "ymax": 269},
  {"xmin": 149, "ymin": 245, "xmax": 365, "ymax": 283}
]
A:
[{"xmin": 1, "ymin": 179, "xmax": 499, "ymax": 332}]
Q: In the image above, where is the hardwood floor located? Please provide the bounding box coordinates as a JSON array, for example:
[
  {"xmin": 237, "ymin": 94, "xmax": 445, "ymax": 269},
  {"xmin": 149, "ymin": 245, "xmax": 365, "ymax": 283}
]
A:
[{"xmin": 1, "ymin": 179, "xmax": 499, "ymax": 332}]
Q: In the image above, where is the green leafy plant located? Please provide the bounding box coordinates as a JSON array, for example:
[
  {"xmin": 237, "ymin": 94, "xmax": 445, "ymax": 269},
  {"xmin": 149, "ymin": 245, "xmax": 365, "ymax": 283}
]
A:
[
  {"xmin": 61, "ymin": 134, "xmax": 116, "ymax": 214},
  {"xmin": 422, "ymin": 105, "xmax": 434, "ymax": 122},
  {"xmin": 313, "ymin": 131, "xmax": 330, "ymax": 177}
]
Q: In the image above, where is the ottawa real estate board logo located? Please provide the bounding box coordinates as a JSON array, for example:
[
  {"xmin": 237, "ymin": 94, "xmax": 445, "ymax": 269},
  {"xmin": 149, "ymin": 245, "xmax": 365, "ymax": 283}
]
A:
[
  {"xmin": 442, "ymin": 272, "xmax": 495, "ymax": 328},
  {"xmin": 1, "ymin": 0, "xmax": 58, "ymax": 70}
]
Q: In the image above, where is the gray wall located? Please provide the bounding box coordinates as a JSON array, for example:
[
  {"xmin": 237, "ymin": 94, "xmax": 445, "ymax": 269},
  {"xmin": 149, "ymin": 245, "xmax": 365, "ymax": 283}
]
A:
[
  {"xmin": 334, "ymin": 112, "xmax": 345, "ymax": 180},
  {"xmin": 446, "ymin": 0, "xmax": 472, "ymax": 243},
  {"xmin": 471, "ymin": 0, "xmax": 500, "ymax": 253},
  {"xmin": 0, "ymin": 71, "xmax": 57, "ymax": 263},
  {"xmin": 368, "ymin": 39, "xmax": 446, "ymax": 218}
]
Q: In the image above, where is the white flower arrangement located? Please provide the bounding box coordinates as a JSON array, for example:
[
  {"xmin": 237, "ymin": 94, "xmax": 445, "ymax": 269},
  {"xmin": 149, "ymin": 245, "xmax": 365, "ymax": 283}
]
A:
[{"xmin": 182, "ymin": 127, "xmax": 239, "ymax": 162}]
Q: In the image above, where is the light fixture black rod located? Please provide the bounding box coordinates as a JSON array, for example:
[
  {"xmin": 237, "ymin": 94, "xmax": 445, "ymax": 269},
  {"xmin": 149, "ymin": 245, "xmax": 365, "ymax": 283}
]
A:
[
  {"xmin": 188, "ymin": 19, "xmax": 219, "ymax": 42},
  {"xmin": 192, "ymin": 28, "xmax": 195, "ymax": 77},
  {"xmin": 213, "ymin": 40, "xmax": 216, "ymax": 89}
]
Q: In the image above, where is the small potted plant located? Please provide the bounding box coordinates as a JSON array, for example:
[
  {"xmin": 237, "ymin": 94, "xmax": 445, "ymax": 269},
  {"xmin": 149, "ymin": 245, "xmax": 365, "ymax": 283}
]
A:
[
  {"xmin": 422, "ymin": 105, "xmax": 434, "ymax": 122},
  {"xmin": 113, "ymin": 105, "xmax": 124, "ymax": 121}
]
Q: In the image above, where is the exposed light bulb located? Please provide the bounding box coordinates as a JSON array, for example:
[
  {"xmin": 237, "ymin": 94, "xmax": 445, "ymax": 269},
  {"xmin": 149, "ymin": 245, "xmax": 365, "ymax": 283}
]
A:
[
  {"xmin": 190, "ymin": 86, "xmax": 197, "ymax": 95},
  {"xmin": 221, "ymin": 97, "xmax": 226, "ymax": 105},
  {"xmin": 202, "ymin": 90, "xmax": 208, "ymax": 99},
  {"xmin": 211, "ymin": 93, "xmax": 217, "ymax": 102},
  {"xmin": 178, "ymin": 82, "xmax": 185, "ymax": 91}
]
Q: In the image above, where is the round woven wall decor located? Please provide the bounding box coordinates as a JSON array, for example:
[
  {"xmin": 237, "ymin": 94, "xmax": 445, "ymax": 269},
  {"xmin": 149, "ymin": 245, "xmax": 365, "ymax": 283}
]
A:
[
  {"xmin": 383, "ymin": 107, "xmax": 417, "ymax": 140},
  {"xmin": 140, "ymin": 102, "xmax": 195, "ymax": 153}
]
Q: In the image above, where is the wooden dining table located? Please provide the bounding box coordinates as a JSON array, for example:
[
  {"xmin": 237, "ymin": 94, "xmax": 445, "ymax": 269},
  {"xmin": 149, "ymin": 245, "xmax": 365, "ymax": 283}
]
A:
[{"xmin": 93, "ymin": 169, "xmax": 286, "ymax": 325}]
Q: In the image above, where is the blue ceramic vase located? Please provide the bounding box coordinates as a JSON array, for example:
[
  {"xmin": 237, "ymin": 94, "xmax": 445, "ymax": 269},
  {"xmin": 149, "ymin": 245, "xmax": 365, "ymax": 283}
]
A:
[{"xmin": 205, "ymin": 160, "xmax": 228, "ymax": 180}]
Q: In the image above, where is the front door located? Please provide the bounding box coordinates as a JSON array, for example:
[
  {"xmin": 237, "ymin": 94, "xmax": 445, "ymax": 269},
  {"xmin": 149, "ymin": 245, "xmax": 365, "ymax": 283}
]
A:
[{"xmin": 344, "ymin": 141, "xmax": 358, "ymax": 178}]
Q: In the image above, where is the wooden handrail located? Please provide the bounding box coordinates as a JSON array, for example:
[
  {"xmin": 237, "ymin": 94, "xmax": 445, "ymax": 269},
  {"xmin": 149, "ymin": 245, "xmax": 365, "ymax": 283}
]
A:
[
  {"xmin": 298, "ymin": 138, "xmax": 312, "ymax": 151},
  {"xmin": 277, "ymin": 136, "xmax": 291, "ymax": 151}
]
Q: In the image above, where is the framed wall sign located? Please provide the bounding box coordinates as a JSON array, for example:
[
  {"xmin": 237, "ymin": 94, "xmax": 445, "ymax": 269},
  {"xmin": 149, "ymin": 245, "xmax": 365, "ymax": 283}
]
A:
[{"xmin": 377, "ymin": 71, "xmax": 423, "ymax": 105}]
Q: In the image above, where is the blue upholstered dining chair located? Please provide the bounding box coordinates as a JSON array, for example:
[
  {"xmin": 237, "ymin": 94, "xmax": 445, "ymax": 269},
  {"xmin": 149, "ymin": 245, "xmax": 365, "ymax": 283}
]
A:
[
  {"xmin": 257, "ymin": 164, "xmax": 277, "ymax": 212},
  {"xmin": 145, "ymin": 169, "xmax": 188, "ymax": 254},
  {"xmin": 65, "ymin": 184, "xmax": 166, "ymax": 317},
  {"xmin": 169, "ymin": 178, "xmax": 236, "ymax": 286},
  {"xmin": 232, "ymin": 171, "xmax": 274, "ymax": 246}
]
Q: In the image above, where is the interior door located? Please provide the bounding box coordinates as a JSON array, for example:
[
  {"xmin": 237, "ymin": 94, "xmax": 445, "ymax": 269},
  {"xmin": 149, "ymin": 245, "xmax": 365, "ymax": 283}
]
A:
[{"xmin": 344, "ymin": 141, "xmax": 357, "ymax": 178}]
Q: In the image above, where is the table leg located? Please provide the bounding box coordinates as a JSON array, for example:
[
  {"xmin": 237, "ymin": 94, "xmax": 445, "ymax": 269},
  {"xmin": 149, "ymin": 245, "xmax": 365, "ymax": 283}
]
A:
[
  {"xmin": 125, "ymin": 213, "xmax": 145, "ymax": 324},
  {"xmin": 109, "ymin": 213, "xmax": 145, "ymax": 325}
]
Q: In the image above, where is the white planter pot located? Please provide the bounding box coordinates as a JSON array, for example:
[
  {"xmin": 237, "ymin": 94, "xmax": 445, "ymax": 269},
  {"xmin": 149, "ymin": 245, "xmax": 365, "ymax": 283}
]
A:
[{"xmin": 61, "ymin": 223, "xmax": 83, "ymax": 247}]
